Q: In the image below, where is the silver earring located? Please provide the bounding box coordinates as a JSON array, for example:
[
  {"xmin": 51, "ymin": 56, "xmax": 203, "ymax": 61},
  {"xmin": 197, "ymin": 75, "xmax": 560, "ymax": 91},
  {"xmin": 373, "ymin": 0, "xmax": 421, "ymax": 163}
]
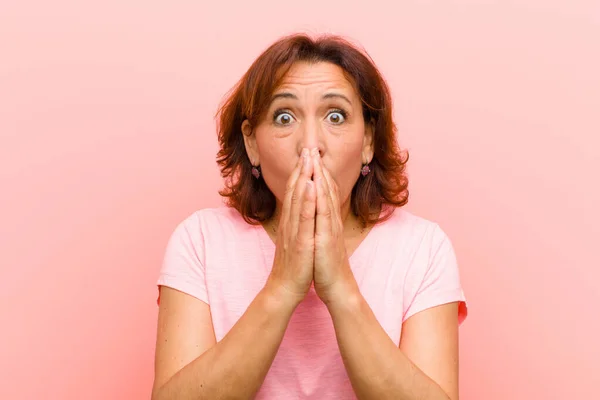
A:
[{"xmin": 252, "ymin": 166, "xmax": 261, "ymax": 179}]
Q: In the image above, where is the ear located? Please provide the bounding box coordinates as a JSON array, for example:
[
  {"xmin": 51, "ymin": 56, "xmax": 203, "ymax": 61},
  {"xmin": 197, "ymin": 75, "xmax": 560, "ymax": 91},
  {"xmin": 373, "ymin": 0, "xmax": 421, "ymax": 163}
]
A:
[
  {"xmin": 242, "ymin": 119, "xmax": 260, "ymax": 166},
  {"xmin": 361, "ymin": 119, "xmax": 375, "ymax": 164}
]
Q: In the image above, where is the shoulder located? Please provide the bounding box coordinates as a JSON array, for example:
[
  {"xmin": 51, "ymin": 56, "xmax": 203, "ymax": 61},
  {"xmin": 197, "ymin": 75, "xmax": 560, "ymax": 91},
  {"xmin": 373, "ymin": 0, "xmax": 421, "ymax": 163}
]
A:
[
  {"xmin": 178, "ymin": 206, "xmax": 248, "ymax": 231},
  {"xmin": 380, "ymin": 207, "xmax": 450, "ymax": 248},
  {"xmin": 172, "ymin": 206, "xmax": 255, "ymax": 248},
  {"xmin": 162, "ymin": 206, "xmax": 252, "ymax": 265},
  {"xmin": 384, "ymin": 210, "xmax": 467, "ymax": 324}
]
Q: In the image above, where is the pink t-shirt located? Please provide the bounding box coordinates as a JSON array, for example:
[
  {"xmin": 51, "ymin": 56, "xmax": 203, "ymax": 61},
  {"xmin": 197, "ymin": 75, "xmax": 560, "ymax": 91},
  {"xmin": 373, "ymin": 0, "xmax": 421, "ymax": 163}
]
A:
[{"xmin": 157, "ymin": 206, "xmax": 467, "ymax": 399}]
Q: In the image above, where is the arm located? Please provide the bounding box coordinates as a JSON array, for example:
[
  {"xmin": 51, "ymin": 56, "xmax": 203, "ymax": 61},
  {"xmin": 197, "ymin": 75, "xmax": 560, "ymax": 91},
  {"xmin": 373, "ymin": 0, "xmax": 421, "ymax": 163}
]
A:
[
  {"xmin": 153, "ymin": 149, "xmax": 317, "ymax": 399},
  {"xmin": 326, "ymin": 288, "xmax": 459, "ymax": 400},
  {"xmin": 314, "ymin": 151, "xmax": 461, "ymax": 400},
  {"xmin": 311, "ymin": 152, "xmax": 463, "ymax": 399},
  {"xmin": 152, "ymin": 284, "xmax": 298, "ymax": 400}
]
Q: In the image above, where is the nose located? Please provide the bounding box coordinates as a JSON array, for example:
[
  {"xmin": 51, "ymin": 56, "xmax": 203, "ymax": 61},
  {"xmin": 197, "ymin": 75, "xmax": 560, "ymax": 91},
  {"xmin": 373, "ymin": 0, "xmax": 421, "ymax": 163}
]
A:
[{"xmin": 298, "ymin": 118, "xmax": 324, "ymax": 156}]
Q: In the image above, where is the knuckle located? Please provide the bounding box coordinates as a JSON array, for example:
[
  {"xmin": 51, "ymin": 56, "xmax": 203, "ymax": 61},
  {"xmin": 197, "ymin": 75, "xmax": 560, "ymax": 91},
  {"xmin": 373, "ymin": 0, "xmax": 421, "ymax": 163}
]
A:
[
  {"xmin": 304, "ymin": 192, "xmax": 316, "ymax": 204},
  {"xmin": 291, "ymin": 190, "xmax": 301, "ymax": 205},
  {"xmin": 285, "ymin": 184, "xmax": 295, "ymax": 197},
  {"xmin": 299, "ymin": 211, "xmax": 313, "ymax": 222},
  {"xmin": 320, "ymin": 207, "xmax": 332, "ymax": 217},
  {"xmin": 314, "ymin": 235, "xmax": 331, "ymax": 247},
  {"xmin": 299, "ymin": 202, "xmax": 315, "ymax": 217},
  {"xmin": 294, "ymin": 237, "xmax": 313, "ymax": 252}
]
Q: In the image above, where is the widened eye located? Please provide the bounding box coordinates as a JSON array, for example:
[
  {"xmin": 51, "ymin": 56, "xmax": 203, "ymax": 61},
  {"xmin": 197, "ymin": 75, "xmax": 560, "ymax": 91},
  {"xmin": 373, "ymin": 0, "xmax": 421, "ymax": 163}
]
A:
[
  {"xmin": 326, "ymin": 110, "xmax": 346, "ymax": 125},
  {"xmin": 274, "ymin": 111, "xmax": 295, "ymax": 125}
]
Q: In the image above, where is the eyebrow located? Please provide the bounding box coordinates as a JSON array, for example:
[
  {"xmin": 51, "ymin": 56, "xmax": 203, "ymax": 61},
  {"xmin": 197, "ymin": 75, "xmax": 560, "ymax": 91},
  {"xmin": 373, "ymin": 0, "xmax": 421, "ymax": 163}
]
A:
[
  {"xmin": 271, "ymin": 92, "xmax": 298, "ymax": 102},
  {"xmin": 322, "ymin": 93, "xmax": 352, "ymax": 106},
  {"xmin": 270, "ymin": 92, "xmax": 353, "ymax": 106}
]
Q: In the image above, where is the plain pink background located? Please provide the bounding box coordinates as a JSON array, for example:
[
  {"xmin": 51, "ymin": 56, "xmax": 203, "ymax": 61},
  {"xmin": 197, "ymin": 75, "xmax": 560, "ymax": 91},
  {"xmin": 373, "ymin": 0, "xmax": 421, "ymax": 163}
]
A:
[{"xmin": 1, "ymin": 1, "xmax": 599, "ymax": 399}]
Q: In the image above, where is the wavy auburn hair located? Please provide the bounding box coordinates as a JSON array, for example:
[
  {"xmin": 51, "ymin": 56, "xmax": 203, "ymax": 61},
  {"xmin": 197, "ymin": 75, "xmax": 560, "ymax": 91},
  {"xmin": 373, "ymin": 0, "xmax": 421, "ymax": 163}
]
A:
[{"xmin": 216, "ymin": 33, "xmax": 409, "ymax": 226}]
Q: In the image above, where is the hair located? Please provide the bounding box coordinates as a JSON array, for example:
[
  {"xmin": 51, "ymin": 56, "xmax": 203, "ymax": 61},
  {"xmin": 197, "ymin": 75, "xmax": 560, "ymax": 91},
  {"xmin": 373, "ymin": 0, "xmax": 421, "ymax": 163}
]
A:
[{"xmin": 215, "ymin": 33, "xmax": 409, "ymax": 226}]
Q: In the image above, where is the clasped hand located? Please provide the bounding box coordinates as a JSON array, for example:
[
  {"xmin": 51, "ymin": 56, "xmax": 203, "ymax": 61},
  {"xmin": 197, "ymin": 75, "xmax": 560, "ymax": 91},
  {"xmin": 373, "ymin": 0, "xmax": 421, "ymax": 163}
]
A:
[{"xmin": 267, "ymin": 148, "xmax": 358, "ymax": 306}]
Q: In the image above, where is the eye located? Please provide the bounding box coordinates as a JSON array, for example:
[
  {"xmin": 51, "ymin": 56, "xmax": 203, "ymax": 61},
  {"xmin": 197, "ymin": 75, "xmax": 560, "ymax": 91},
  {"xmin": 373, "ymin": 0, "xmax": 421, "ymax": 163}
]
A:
[
  {"xmin": 273, "ymin": 111, "xmax": 295, "ymax": 126},
  {"xmin": 326, "ymin": 110, "xmax": 346, "ymax": 125}
]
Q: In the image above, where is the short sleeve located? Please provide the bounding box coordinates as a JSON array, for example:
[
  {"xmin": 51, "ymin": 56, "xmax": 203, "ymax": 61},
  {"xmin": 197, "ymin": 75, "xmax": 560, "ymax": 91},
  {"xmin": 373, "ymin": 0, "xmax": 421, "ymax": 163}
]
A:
[
  {"xmin": 156, "ymin": 212, "xmax": 208, "ymax": 305},
  {"xmin": 403, "ymin": 225, "xmax": 468, "ymax": 324}
]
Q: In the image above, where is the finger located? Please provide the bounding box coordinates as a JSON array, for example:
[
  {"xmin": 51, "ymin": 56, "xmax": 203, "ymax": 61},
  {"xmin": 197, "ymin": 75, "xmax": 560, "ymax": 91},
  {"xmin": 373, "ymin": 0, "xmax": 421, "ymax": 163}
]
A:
[
  {"xmin": 321, "ymin": 166, "xmax": 342, "ymax": 220},
  {"xmin": 282, "ymin": 148, "xmax": 309, "ymax": 221},
  {"xmin": 289, "ymin": 149, "xmax": 314, "ymax": 236},
  {"xmin": 297, "ymin": 180, "xmax": 316, "ymax": 243},
  {"xmin": 315, "ymin": 155, "xmax": 344, "ymax": 235},
  {"xmin": 313, "ymin": 152, "xmax": 333, "ymax": 235},
  {"xmin": 313, "ymin": 152, "xmax": 338, "ymax": 215}
]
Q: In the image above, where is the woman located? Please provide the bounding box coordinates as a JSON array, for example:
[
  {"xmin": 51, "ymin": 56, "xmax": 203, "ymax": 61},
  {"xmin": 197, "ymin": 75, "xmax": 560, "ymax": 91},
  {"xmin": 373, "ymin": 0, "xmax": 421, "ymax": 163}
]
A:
[{"xmin": 152, "ymin": 33, "xmax": 467, "ymax": 400}]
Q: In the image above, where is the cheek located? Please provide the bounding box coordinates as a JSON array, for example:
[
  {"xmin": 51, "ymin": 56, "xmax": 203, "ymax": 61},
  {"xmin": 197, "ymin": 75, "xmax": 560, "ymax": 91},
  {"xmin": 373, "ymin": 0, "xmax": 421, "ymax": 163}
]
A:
[
  {"xmin": 326, "ymin": 145, "xmax": 363, "ymax": 201},
  {"xmin": 269, "ymin": 154, "xmax": 296, "ymax": 179},
  {"xmin": 334, "ymin": 165, "xmax": 361, "ymax": 203},
  {"xmin": 257, "ymin": 141, "xmax": 298, "ymax": 197}
]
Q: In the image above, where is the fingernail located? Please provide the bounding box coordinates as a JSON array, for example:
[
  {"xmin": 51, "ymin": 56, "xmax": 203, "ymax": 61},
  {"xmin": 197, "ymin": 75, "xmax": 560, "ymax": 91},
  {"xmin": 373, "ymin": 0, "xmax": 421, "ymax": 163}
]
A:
[
  {"xmin": 304, "ymin": 158, "xmax": 312, "ymax": 171},
  {"xmin": 302, "ymin": 148, "xmax": 309, "ymax": 157},
  {"xmin": 311, "ymin": 148, "xmax": 319, "ymax": 156}
]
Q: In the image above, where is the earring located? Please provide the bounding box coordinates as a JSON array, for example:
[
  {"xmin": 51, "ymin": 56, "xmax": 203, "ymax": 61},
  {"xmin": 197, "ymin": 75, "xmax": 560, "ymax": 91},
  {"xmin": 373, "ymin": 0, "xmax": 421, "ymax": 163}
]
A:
[
  {"xmin": 361, "ymin": 164, "xmax": 371, "ymax": 176},
  {"xmin": 252, "ymin": 166, "xmax": 261, "ymax": 179}
]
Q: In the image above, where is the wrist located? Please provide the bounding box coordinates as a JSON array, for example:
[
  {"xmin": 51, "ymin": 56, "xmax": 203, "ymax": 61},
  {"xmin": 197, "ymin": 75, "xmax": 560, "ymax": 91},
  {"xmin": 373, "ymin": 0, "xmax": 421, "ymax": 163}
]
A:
[
  {"xmin": 325, "ymin": 286, "xmax": 366, "ymax": 324},
  {"xmin": 261, "ymin": 281, "xmax": 304, "ymax": 313},
  {"xmin": 320, "ymin": 278, "xmax": 362, "ymax": 310}
]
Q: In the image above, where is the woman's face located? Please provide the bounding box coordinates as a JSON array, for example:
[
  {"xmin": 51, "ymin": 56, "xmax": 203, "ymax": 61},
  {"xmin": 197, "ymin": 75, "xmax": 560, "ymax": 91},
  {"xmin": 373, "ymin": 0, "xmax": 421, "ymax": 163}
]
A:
[{"xmin": 242, "ymin": 61, "xmax": 374, "ymax": 209}]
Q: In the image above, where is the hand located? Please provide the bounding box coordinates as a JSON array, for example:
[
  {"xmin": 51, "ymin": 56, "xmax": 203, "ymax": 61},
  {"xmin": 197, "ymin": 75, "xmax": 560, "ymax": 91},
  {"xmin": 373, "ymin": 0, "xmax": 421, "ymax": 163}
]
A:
[
  {"xmin": 311, "ymin": 150, "xmax": 358, "ymax": 305},
  {"xmin": 265, "ymin": 148, "xmax": 316, "ymax": 307}
]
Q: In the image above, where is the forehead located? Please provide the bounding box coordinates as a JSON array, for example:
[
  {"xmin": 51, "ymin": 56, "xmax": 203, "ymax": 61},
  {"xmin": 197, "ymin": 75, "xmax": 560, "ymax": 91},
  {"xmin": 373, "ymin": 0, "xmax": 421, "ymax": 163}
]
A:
[{"xmin": 275, "ymin": 61, "xmax": 357, "ymax": 94}]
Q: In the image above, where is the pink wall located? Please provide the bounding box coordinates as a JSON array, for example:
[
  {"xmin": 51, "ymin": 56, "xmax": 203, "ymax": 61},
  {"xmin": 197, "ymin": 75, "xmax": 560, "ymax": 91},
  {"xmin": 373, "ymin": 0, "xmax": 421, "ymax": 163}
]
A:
[{"xmin": 1, "ymin": 1, "xmax": 598, "ymax": 398}]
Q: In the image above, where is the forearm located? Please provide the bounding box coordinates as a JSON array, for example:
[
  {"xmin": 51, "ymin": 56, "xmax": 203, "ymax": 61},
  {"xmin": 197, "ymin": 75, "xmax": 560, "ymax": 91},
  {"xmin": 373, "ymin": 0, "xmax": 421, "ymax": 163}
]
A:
[
  {"xmin": 153, "ymin": 286, "xmax": 297, "ymax": 400},
  {"xmin": 326, "ymin": 287, "xmax": 450, "ymax": 400}
]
